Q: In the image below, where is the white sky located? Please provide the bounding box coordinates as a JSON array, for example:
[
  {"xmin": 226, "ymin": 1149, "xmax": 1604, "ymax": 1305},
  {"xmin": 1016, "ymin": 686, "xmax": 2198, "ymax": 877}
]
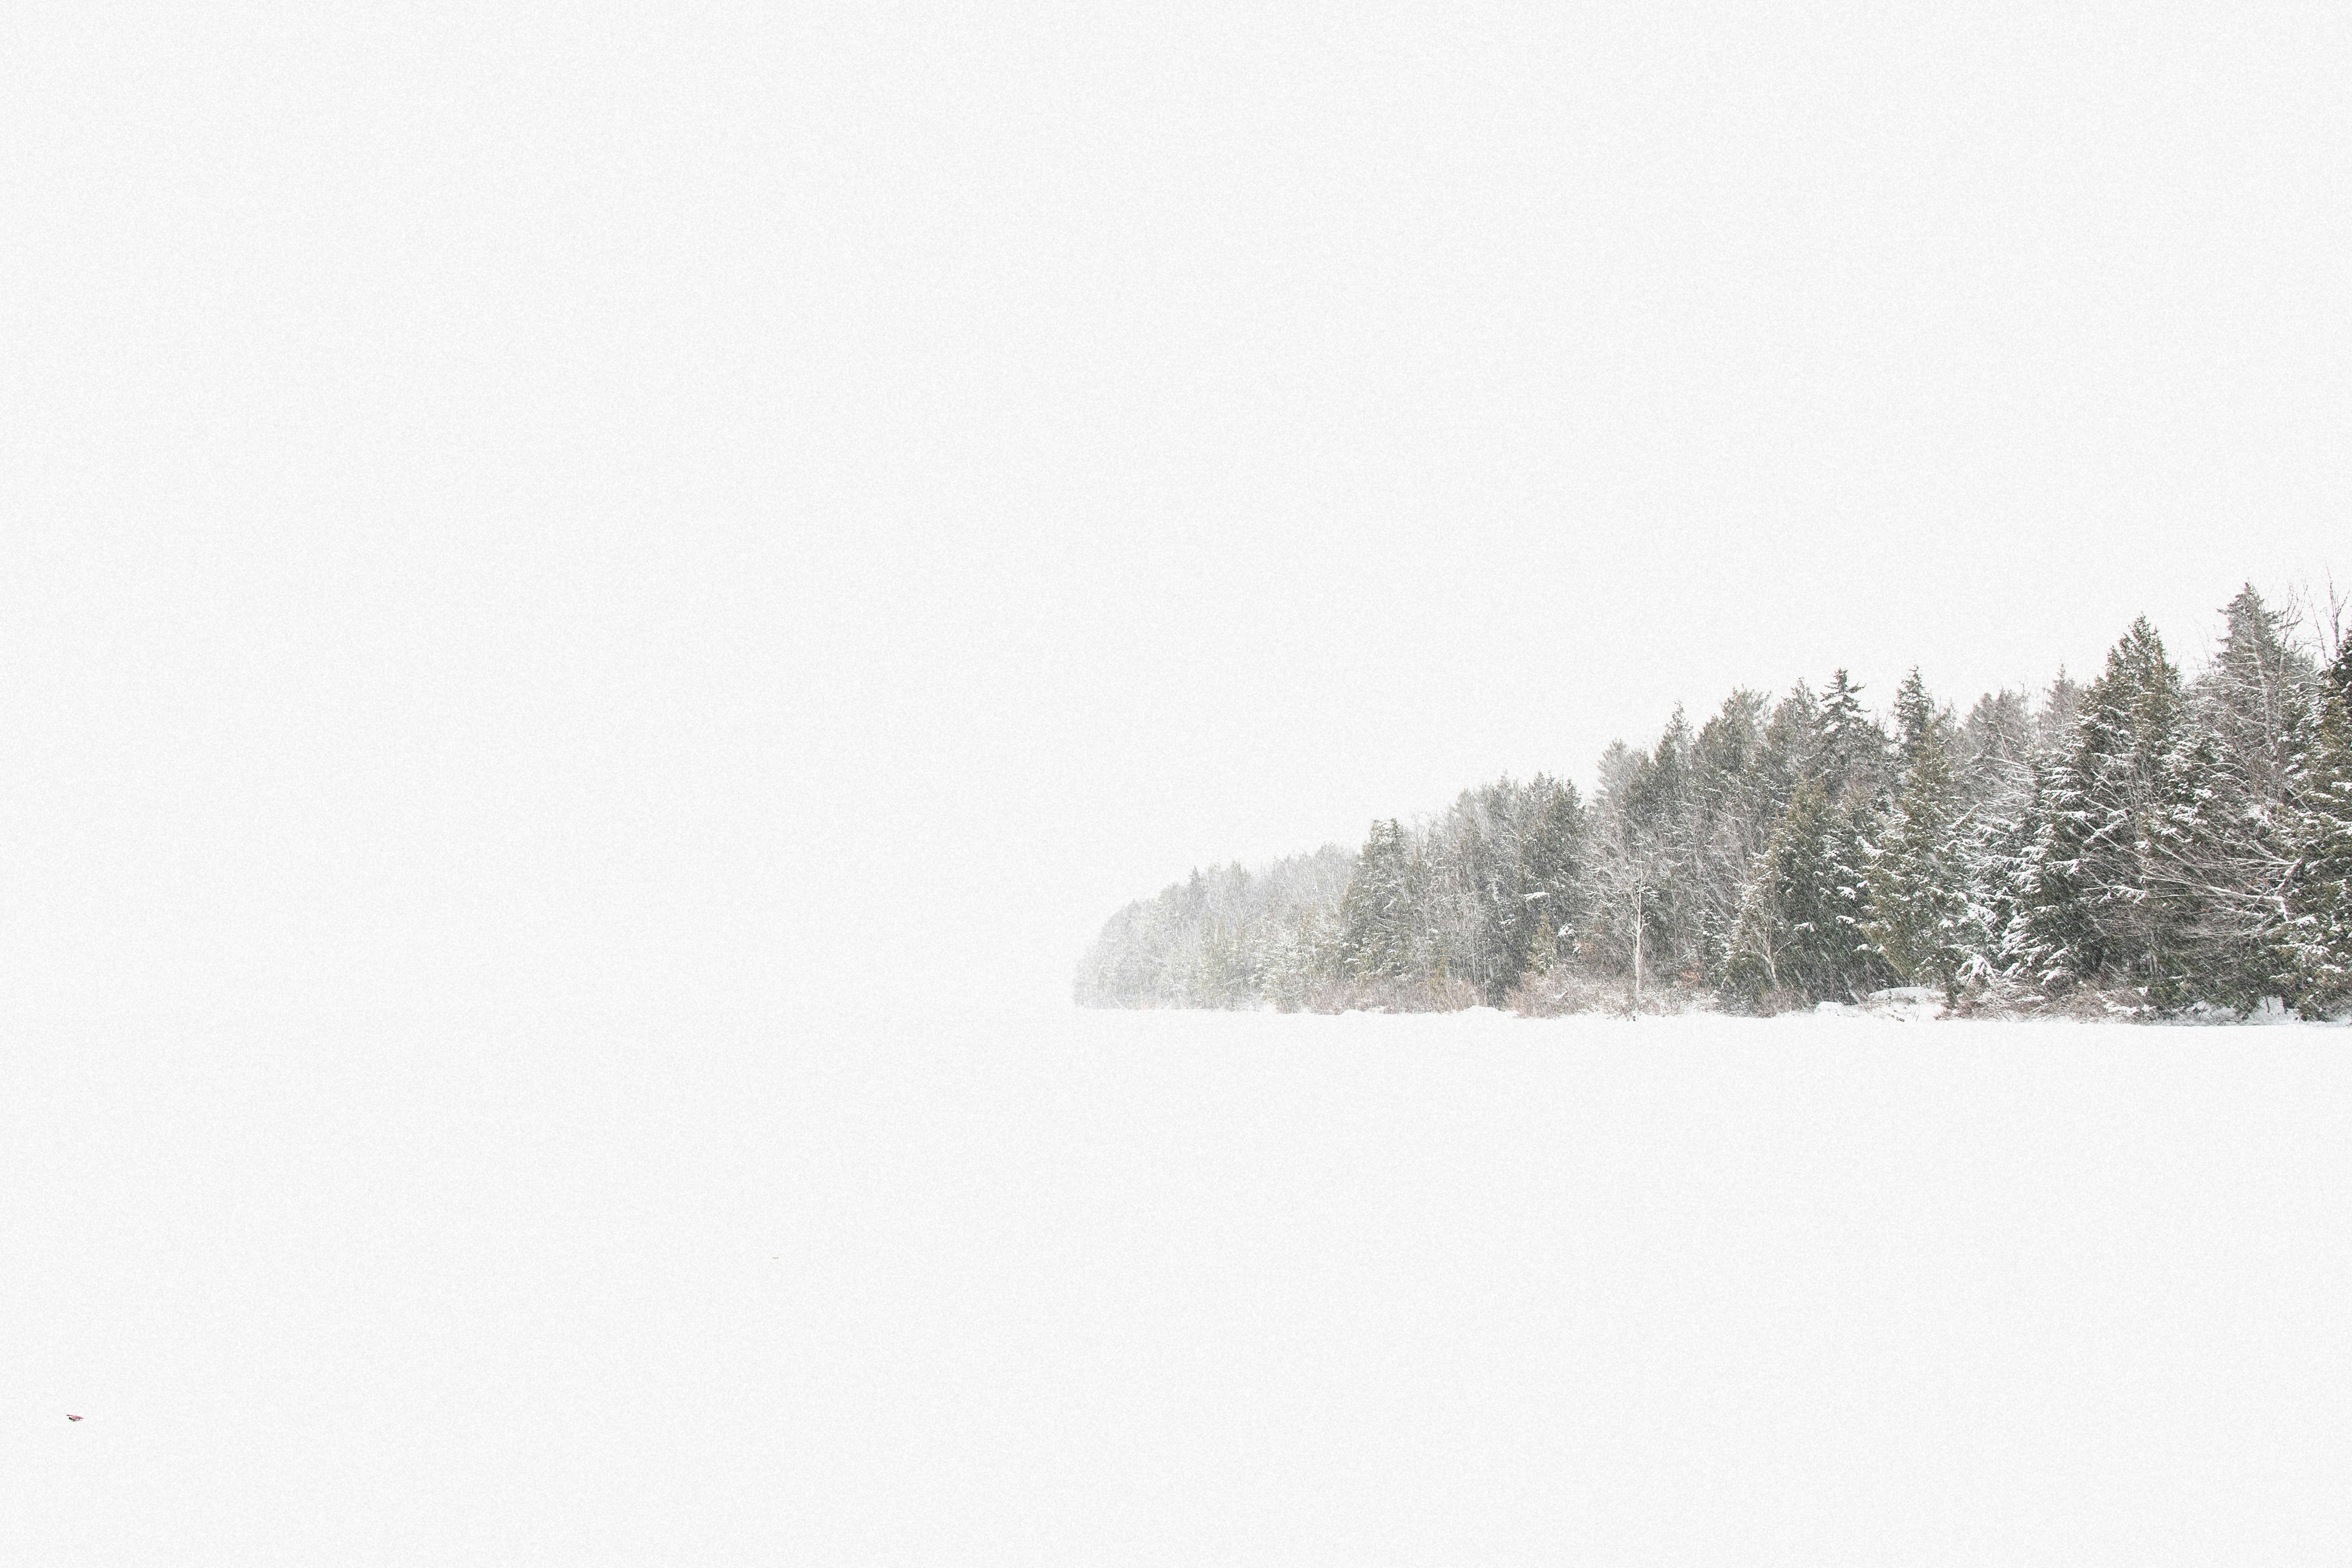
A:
[{"xmin": 6, "ymin": 2, "xmax": 2347, "ymax": 1018}]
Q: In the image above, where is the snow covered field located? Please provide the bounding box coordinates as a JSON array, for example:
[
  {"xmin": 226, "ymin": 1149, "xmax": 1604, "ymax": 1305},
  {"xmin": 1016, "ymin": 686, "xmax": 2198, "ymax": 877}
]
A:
[{"xmin": 7, "ymin": 1004, "xmax": 2348, "ymax": 1565}]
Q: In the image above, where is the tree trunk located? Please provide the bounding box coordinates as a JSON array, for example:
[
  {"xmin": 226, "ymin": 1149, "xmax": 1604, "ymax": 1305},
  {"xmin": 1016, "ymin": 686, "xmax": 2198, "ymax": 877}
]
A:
[{"xmin": 1631, "ymin": 886, "xmax": 1643, "ymax": 1019}]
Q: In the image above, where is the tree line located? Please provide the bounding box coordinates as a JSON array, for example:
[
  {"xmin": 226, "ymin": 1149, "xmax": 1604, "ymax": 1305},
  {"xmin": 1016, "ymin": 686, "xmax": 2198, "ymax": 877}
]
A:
[{"xmin": 1075, "ymin": 586, "xmax": 2352, "ymax": 1018}]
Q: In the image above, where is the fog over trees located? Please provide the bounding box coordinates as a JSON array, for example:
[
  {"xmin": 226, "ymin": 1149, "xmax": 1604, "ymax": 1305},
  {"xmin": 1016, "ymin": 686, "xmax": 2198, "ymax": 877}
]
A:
[{"xmin": 1078, "ymin": 586, "xmax": 2352, "ymax": 1018}]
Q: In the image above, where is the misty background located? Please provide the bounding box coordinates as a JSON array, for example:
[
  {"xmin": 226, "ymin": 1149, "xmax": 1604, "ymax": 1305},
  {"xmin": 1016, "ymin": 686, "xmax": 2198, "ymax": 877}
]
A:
[{"xmin": 7, "ymin": 2, "xmax": 2345, "ymax": 1023}]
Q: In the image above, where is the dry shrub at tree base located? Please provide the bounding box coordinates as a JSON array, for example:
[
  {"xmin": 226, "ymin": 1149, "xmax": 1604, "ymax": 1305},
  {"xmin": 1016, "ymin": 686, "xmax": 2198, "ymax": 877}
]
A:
[
  {"xmin": 1504, "ymin": 968, "xmax": 1719, "ymax": 1018},
  {"xmin": 1295, "ymin": 974, "xmax": 1483, "ymax": 1014}
]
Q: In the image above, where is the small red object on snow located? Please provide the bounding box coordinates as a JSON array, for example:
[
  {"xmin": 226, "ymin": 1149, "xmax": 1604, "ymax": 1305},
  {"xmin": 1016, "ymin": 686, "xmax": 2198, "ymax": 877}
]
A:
[{"xmin": 66, "ymin": 1414, "xmax": 82, "ymax": 1421}]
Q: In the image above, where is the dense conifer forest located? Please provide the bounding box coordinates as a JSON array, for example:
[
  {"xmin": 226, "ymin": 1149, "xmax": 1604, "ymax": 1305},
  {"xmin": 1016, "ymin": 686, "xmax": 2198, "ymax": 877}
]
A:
[{"xmin": 1077, "ymin": 587, "xmax": 2352, "ymax": 1018}]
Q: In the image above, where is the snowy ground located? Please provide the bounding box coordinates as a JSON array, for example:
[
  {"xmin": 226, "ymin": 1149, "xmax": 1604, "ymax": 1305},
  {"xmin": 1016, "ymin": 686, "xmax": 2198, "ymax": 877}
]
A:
[{"xmin": 7, "ymin": 1004, "xmax": 2349, "ymax": 1565}]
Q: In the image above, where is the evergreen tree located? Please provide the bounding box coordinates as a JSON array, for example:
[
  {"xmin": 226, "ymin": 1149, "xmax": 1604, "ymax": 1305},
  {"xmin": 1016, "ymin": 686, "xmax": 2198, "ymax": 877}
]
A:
[
  {"xmin": 1890, "ymin": 666, "xmax": 1954, "ymax": 773},
  {"xmin": 1687, "ymin": 691, "xmax": 1777, "ymax": 982},
  {"xmin": 1339, "ymin": 819, "xmax": 1419, "ymax": 979},
  {"xmin": 2284, "ymin": 639, "xmax": 2352, "ymax": 1013},
  {"xmin": 2200, "ymin": 585, "xmax": 2314, "ymax": 801},
  {"xmin": 2175, "ymin": 585, "xmax": 2319, "ymax": 1003},
  {"xmin": 1758, "ymin": 682, "xmax": 1824, "ymax": 814},
  {"xmin": 1188, "ymin": 910, "xmax": 1257, "ymax": 1007},
  {"xmin": 1584, "ymin": 752, "xmax": 1658, "ymax": 999},
  {"xmin": 1257, "ymin": 908, "xmax": 1334, "ymax": 1012},
  {"xmin": 1628, "ymin": 708, "xmax": 1705, "ymax": 980},
  {"xmin": 2012, "ymin": 618, "xmax": 2205, "ymax": 1004},
  {"xmin": 1506, "ymin": 773, "xmax": 1590, "ymax": 981},
  {"xmin": 1958, "ymin": 687, "xmax": 2035, "ymax": 806},
  {"xmin": 1820, "ymin": 669, "xmax": 1889, "ymax": 806},
  {"xmin": 1866, "ymin": 716, "xmax": 1977, "ymax": 996},
  {"xmin": 1981, "ymin": 675, "xmax": 2085, "ymax": 982},
  {"xmin": 1430, "ymin": 780, "xmax": 1571, "ymax": 1003},
  {"xmin": 1586, "ymin": 719, "xmax": 1705, "ymax": 999},
  {"xmin": 1076, "ymin": 847, "xmax": 1353, "ymax": 1007},
  {"xmin": 1730, "ymin": 780, "xmax": 1880, "ymax": 1004}
]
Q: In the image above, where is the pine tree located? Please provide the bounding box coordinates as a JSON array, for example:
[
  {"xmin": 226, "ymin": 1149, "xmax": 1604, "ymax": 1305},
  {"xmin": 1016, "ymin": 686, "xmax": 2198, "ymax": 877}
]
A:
[
  {"xmin": 1760, "ymin": 681, "xmax": 1822, "ymax": 795},
  {"xmin": 2200, "ymin": 585, "xmax": 2314, "ymax": 799},
  {"xmin": 1731, "ymin": 780, "xmax": 1880, "ymax": 1004},
  {"xmin": 1820, "ymin": 669, "xmax": 1890, "ymax": 806},
  {"xmin": 2174, "ymin": 585, "xmax": 2320, "ymax": 1004},
  {"xmin": 1188, "ymin": 912, "xmax": 1257, "ymax": 1007},
  {"xmin": 1508, "ymin": 773, "xmax": 1590, "ymax": 981},
  {"xmin": 1339, "ymin": 819, "xmax": 1419, "ymax": 979},
  {"xmin": 1629, "ymin": 708, "xmax": 1706, "ymax": 982},
  {"xmin": 2284, "ymin": 640, "xmax": 2352, "ymax": 1013},
  {"xmin": 1866, "ymin": 723, "xmax": 1978, "ymax": 996},
  {"xmin": 1688, "ymin": 691, "xmax": 1776, "ymax": 983},
  {"xmin": 1587, "ymin": 747, "xmax": 1667, "ymax": 1007},
  {"xmin": 1257, "ymin": 910, "xmax": 1330, "ymax": 1012},
  {"xmin": 2012, "ymin": 617, "xmax": 2205, "ymax": 1005},
  {"xmin": 1958, "ymin": 687, "xmax": 2035, "ymax": 806},
  {"xmin": 1428, "ymin": 779, "xmax": 1579, "ymax": 1004},
  {"xmin": 1891, "ymin": 666, "xmax": 1954, "ymax": 773}
]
